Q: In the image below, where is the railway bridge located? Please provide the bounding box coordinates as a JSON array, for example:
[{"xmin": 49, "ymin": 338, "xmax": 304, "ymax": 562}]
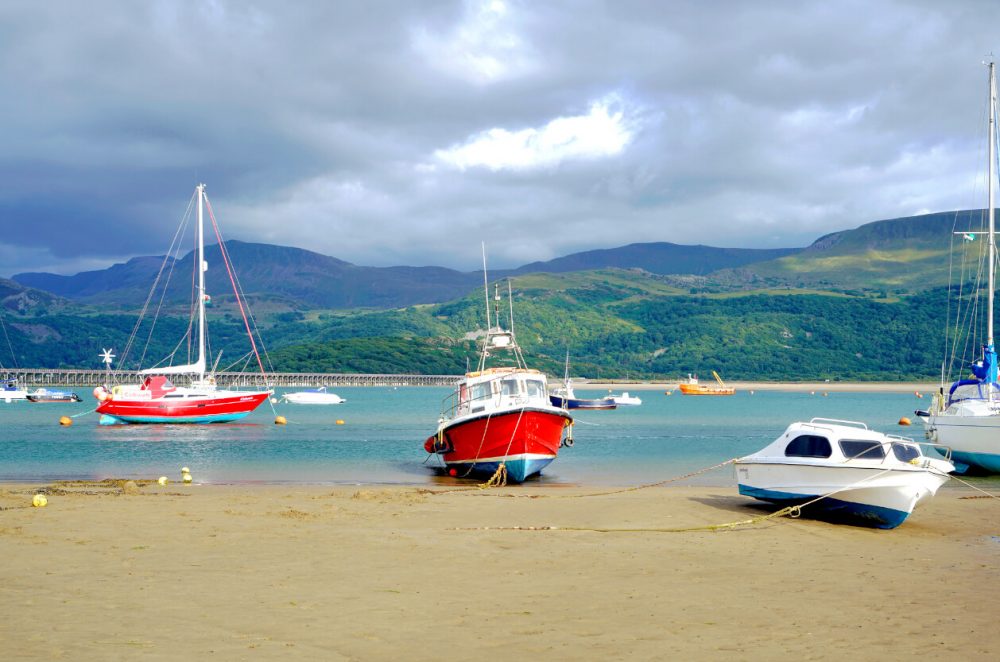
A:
[{"xmin": 2, "ymin": 368, "xmax": 463, "ymax": 388}]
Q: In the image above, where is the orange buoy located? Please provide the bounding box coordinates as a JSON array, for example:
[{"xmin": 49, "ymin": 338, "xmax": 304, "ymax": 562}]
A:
[
  {"xmin": 336, "ymin": 419, "xmax": 345, "ymax": 425},
  {"xmin": 59, "ymin": 416, "xmax": 73, "ymax": 426},
  {"xmin": 898, "ymin": 417, "xmax": 911, "ymax": 426},
  {"xmin": 274, "ymin": 415, "xmax": 287, "ymax": 425}
]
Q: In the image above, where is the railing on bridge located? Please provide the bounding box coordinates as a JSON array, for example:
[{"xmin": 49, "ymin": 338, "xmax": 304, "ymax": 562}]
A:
[{"xmin": 2, "ymin": 369, "xmax": 463, "ymax": 388}]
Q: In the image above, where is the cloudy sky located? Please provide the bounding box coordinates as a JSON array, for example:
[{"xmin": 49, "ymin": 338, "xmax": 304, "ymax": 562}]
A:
[{"xmin": 3, "ymin": 0, "xmax": 1000, "ymax": 277}]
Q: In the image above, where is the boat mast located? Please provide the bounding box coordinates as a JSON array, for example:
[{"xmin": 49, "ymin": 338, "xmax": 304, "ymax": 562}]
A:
[{"xmin": 197, "ymin": 183, "xmax": 207, "ymax": 384}]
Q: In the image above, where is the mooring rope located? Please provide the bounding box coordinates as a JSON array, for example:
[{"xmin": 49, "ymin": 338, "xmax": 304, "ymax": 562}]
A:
[{"xmin": 451, "ymin": 467, "xmax": 901, "ymax": 533}]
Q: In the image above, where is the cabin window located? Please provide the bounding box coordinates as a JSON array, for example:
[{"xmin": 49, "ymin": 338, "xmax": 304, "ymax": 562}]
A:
[
  {"xmin": 891, "ymin": 443, "xmax": 920, "ymax": 463},
  {"xmin": 784, "ymin": 435, "xmax": 832, "ymax": 458},
  {"xmin": 524, "ymin": 380, "xmax": 544, "ymax": 398},
  {"xmin": 469, "ymin": 383, "xmax": 491, "ymax": 402},
  {"xmin": 501, "ymin": 379, "xmax": 519, "ymax": 396},
  {"xmin": 840, "ymin": 439, "xmax": 886, "ymax": 460}
]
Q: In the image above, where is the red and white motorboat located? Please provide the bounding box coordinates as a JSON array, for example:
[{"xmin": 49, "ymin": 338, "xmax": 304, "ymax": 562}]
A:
[
  {"xmin": 424, "ymin": 277, "xmax": 573, "ymax": 483},
  {"xmin": 94, "ymin": 184, "xmax": 271, "ymax": 424}
]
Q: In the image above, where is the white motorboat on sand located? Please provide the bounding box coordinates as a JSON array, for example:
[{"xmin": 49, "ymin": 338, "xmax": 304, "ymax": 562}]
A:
[{"xmin": 736, "ymin": 418, "xmax": 953, "ymax": 529}]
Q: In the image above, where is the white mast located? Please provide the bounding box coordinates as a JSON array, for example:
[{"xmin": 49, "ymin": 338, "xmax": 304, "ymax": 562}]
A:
[
  {"xmin": 140, "ymin": 184, "xmax": 208, "ymax": 378},
  {"xmin": 197, "ymin": 183, "xmax": 207, "ymax": 383},
  {"xmin": 989, "ymin": 64, "xmax": 996, "ymax": 347}
]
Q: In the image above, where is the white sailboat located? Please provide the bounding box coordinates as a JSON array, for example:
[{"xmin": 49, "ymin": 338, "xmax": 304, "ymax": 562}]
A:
[{"xmin": 918, "ymin": 62, "xmax": 1000, "ymax": 473}]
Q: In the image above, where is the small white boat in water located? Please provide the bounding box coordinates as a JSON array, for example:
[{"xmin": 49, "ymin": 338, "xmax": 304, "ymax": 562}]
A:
[
  {"xmin": 735, "ymin": 418, "xmax": 953, "ymax": 529},
  {"xmin": 2, "ymin": 378, "xmax": 28, "ymax": 402},
  {"xmin": 610, "ymin": 391, "xmax": 642, "ymax": 406},
  {"xmin": 282, "ymin": 386, "xmax": 345, "ymax": 405}
]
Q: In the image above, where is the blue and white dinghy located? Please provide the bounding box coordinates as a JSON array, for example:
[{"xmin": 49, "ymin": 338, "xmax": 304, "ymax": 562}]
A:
[{"xmin": 735, "ymin": 418, "xmax": 953, "ymax": 529}]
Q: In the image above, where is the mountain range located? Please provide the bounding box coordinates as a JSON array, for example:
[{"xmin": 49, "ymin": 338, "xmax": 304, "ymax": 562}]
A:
[
  {"xmin": 0, "ymin": 208, "xmax": 990, "ymax": 380},
  {"xmin": 10, "ymin": 208, "xmax": 985, "ymax": 311}
]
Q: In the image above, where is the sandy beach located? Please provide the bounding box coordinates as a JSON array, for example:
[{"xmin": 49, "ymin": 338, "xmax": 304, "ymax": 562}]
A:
[{"xmin": 2, "ymin": 480, "xmax": 997, "ymax": 660}]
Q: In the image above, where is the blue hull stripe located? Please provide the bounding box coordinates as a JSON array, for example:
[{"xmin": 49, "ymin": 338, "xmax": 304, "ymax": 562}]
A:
[
  {"xmin": 99, "ymin": 412, "xmax": 253, "ymax": 425},
  {"xmin": 738, "ymin": 484, "xmax": 910, "ymax": 529},
  {"xmin": 448, "ymin": 457, "xmax": 554, "ymax": 483},
  {"xmin": 950, "ymin": 450, "xmax": 1000, "ymax": 474}
]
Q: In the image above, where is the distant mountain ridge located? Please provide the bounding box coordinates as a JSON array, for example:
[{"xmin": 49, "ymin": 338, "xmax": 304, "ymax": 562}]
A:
[
  {"xmin": 12, "ymin": 240, "xmax": 804, "ymax": 310},
  {"xmin": 512, "ymin": 242, "xmax": 798, "ymax": 275},
  {"xmin": 11, "ymin": 209, "xmax": 986, "ymax": 309}
]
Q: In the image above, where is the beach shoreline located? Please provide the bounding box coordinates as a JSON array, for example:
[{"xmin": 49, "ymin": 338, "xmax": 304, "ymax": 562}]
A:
[{"xmin": 1, "ymin": 481, "xmax": 997, "ymax": 659}]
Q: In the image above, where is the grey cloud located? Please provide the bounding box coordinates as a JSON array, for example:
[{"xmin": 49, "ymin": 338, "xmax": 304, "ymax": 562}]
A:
[{"xmin": 1, "ymin": 0, "xmax": 999, "ymax": 276}]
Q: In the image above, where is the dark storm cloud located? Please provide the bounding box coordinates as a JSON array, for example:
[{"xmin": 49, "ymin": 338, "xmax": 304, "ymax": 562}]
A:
[{"xmin": 1, "ymin": 0, "xmax": 999, "ymax": 276}]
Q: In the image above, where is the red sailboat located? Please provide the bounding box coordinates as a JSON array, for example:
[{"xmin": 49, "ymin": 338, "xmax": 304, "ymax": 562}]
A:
[
  {"xmin": 424, "ymin": 267, "xmax": 573, "ymax": 483},
  {"xmin": 94, "ymin": 184, "xmax": 271, "ymax": 424}
]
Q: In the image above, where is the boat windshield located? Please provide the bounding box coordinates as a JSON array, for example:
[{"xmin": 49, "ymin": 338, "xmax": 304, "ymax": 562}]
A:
[
  {"xmin": 840, "ymin": 439, "xmax": 886, "ymax": 460},
  {"xmin": 524, "ymin": 379, "xmax": 545, "ymax": 398},
  {"xmin": 784, "ymin": 435, "xmax": 832, "ymax": 458},
  {"xmin": 500, "ymin": 379, "xmax": 519, "ymax": 396},
  {"xmin": 891, "ymin": 443, "xmax": 920, "ymax": 463}
]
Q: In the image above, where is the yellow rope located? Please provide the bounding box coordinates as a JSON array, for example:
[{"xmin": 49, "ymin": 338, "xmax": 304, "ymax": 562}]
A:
[
  {"xmin": 453, "ymin": 468, "xmax": 904, "ymax": 533},
  {"xmin": 452, "ymin": 505, "xmax": 802, "ymax": 533},
  {"xmin": 929, "ymin": 468, "xmax": 1000, "ymax": 500},
  {"xmin": 480, "ymin": 463, "xmax": 507, "ymax": 489}
]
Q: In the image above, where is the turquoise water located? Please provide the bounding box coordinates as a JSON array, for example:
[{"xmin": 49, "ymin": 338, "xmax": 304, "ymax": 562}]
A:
[{"xmin": 0, "ymin": 386, "xmax": 973, "ymax": 486}]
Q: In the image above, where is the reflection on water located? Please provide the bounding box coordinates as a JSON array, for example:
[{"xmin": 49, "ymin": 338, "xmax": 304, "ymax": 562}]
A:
[{"xmin": 2, "ymin": 386, "xmax": 999, "ymax": 488}]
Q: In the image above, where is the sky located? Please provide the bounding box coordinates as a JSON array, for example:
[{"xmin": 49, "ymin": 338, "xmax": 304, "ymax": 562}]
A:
[{"xmin": 3, "ymin": 0, "xmax": 1000, "ymax": 277}]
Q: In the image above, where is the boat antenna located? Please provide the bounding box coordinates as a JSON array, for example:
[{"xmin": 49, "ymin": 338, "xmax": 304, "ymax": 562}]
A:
[
  {"xmin": 481, "ymin": 242, "xmax": 491, "ymax": 332},
  {"xmin": 507, "ymin": 280, "xmax": 515, "ymax": 335}
]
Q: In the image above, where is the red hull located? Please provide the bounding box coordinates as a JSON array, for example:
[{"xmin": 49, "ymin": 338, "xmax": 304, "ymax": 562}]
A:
[
  {"xmin": 96, "ymin": 392, "xmax": 270, "ymax": 424},
  {"xmin": 426, "ymin": 407, "xmax": 571, "ymax": 481}
]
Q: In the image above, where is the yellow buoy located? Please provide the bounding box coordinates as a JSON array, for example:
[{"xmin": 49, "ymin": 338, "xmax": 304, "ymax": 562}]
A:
[
  {"xmin": 898, "ymin": 417, "xmax": 912, "ymax": 426},
  {"xmin": 275, "ymin": 415, "xmax": 287, "ymax": 425},
  {"xmin": 181, "ymin": 466, "xmax": 190, "ymax": 474},
  {"xmin": 157, "ymin": 476, "xmax": 169, "ymax": 486},
  {"xmin": 336, "ymin": 419, "xmax": 345, "ymax": 425},
  {"xmin": 32, "ymin": 494, "xmax": 47, "ymax": 507},
  {"xmin": 59, "ymin": 416, "xmax": 73, "ymax": 426},
  {"xmin": 182, "ymin": 473, "xmax": 193, "ymax": 483}
]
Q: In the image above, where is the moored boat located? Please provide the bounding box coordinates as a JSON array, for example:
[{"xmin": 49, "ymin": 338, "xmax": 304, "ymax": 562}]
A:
[
  {"xmin": 423, "ymin": 271, "xmax": 573, "ymax": 483},
  {"xmin": 26, "ymin": 388, "xmax": 81, "ymax": 403},
  {"xmin": 93, "ymin": 184, "xmax": 271, "ymax": 424},
  {"xmin": 282, "ymin": 386, "xmax": 345, "ymax": 405},
  {"xmin": 2, "ymin": 377, "xmax": 28, "ymax": 402},
  {"xmin": 610, "ymin": 391, "xmax": 642, "ymax": 406},
  {"xmin": 548, "ymin": 351, "xmax": 616, "ymax": 409},
  {"xmin": 736, "ymin": 418, "xmax": 953, "ymax": 528},
  {"xmin": 678, "ymin": 371, "xmax": 735, "ymax": 396},
  {"xmin": 918, "ymin": 63, "xmax": 1000, "ymax": 473}
]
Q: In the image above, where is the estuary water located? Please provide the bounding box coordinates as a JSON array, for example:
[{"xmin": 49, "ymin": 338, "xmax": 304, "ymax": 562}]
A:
[{"xmin": 0, "ymin": 386, "xmax": 959, "ymax": 487}]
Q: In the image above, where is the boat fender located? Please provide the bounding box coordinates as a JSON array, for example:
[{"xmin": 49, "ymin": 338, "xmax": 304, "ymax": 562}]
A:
[
  {"xmin": 111, "ymin": 385, "xmax": 122, "ymax": 399},
  {"xmin": 561, "ymin": 437, "xmax": 574, "ymax": 448}
]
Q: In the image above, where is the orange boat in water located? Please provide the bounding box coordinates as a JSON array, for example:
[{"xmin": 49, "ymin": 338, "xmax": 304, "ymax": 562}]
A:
[{"xmin": 678, "ymin": 371, "xmax": 735, "ymax": 396}]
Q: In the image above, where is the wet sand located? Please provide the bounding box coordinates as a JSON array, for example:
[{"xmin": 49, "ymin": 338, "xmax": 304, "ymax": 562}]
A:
[{"xmin": 1, "ymin": 481, "xmax": 997, "ymax": 660}]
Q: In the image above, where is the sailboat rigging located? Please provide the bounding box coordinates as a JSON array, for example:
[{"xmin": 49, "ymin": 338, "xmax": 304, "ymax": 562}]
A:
[
  {"xmin": 918, "ymin": 62, "xmax": 1000, "ymax": 473},
  {"xmin": 93, "ymin": 184, "xmax": 272, "ymax": 424}
]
